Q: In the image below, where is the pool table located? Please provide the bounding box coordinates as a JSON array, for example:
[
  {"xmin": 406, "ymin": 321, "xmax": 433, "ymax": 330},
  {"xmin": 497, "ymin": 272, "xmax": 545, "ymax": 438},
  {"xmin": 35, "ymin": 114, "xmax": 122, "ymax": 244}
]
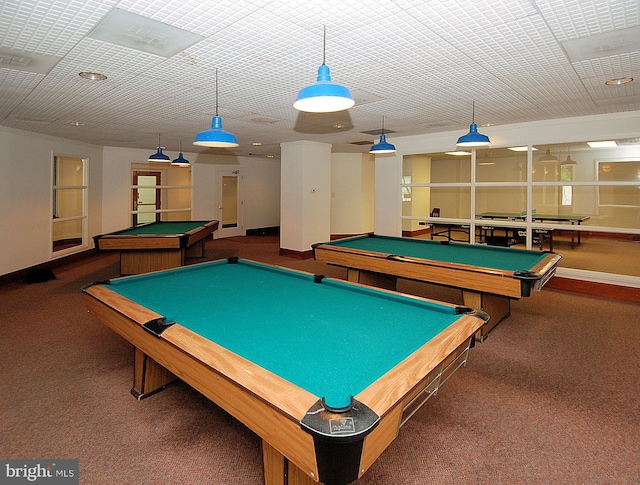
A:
[
  {"xmin": 313, "ymin": 234, "xmax": 561, "ymax": 340},
  {"xmin": 477, "ymin": 211, "xmax": 590, "ymax": 248},
  {"xmin": 82, "ymin": 258, "xmax": 488, "ymax": 485},
  {"xmin": 93, "ymin": 220, "xmax": 219, "ymax": 275}
]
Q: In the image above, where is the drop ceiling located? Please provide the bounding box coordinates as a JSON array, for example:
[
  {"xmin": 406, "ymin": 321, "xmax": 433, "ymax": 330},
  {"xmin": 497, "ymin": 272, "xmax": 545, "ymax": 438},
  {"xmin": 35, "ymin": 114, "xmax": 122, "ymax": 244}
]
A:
[{"xmin": 0, "ymin": 0, "xmax": 638, "ymax": 159}]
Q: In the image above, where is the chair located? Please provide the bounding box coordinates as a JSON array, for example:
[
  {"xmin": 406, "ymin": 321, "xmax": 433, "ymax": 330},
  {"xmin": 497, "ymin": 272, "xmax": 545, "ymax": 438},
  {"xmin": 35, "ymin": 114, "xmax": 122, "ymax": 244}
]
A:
[{"xmin": 430, "ymin": 208, "xmax": 440, "ymax": 217}]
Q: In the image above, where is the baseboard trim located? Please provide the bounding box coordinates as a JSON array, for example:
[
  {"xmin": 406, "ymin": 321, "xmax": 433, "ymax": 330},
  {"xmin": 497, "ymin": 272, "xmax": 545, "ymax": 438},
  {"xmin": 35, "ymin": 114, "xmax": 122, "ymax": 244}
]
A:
[
  {"xmin": 0, "ymin": 249, "xmax": 98, "ymax": 286},
  {"xmin": 547, "ymin": 276, "xmax": 640, "ymax": 302},
  {"xmin": 279, "ymin": 248, "xmax": 314, "ymax": 260}
]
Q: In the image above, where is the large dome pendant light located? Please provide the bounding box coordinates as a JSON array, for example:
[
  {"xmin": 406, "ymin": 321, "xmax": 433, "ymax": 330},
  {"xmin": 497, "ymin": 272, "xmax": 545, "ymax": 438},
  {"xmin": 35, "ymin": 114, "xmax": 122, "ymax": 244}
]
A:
[
  {"xmin": 456, "ymin": 100, "xmax": 491, "ymax": 147},
  {"xmin": 369, "ymin": 116, "xmax": 396, "ymax": 154},
  {"xmin": 148, "ymin": 133, "xmax": 170, "ymax": 162},
  {"xmin": 193, "ymin": 69, "xmax": 239, "ymax": 148},
  {"xmin": 293, "ymin": 26, "xmax": 354, "ymax": 113}
]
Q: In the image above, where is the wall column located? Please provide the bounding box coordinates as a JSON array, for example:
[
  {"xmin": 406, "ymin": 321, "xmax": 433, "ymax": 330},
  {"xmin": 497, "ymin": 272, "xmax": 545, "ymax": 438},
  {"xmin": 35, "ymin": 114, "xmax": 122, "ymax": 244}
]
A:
[
  {"xmin": 374, "ymin": 153, "xmax": 403, "ymax": 236},
  {"xmin": 280, "ymin": 140, "xmax": 332, "ymax": 256}
]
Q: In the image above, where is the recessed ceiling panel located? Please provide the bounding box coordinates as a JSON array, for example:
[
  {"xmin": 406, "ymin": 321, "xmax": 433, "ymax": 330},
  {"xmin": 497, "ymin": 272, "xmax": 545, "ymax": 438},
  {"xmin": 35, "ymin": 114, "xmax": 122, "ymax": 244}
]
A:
[{"xmin": 88, "ymin": 8, "xmax": 204, "ymax": 57}]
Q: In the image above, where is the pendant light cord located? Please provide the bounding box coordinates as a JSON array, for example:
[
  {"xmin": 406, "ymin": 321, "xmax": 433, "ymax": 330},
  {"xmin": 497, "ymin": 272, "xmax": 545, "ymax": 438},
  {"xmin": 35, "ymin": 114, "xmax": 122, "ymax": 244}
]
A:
[
  {"xmin": 322, "ymin": 25, "xmax": 326, "ymax": 66},
  {"xmin": 215, "ymin": 69, "xmax": 219, "ymax": 116}
]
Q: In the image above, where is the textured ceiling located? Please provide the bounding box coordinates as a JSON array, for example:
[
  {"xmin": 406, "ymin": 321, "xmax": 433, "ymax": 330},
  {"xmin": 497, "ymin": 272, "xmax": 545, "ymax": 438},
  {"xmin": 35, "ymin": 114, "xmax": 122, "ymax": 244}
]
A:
[{"xmin": 1, "ymin": 0, "xmax": 639, "ymax": 160}]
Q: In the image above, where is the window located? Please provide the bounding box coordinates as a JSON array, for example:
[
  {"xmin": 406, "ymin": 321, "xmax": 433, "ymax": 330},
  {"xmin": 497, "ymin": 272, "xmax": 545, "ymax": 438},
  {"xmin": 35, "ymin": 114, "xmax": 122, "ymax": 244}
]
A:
[
  {"xmin": 560, "ymin": 164, "xmax": 573, "ymax": 206},
  {"xmin": 52, "ymin": 156, "xmax": 87, "ymax": 253}
]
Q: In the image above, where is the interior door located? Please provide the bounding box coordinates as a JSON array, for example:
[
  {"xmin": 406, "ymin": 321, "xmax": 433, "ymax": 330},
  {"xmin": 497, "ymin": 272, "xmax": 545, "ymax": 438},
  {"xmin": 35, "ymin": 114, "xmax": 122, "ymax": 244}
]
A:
[
  {"xmin": 133, "ymin": 171, "xmax": 161, "ymax": 225},
  {"xmin": 216, "ymin": 169, "xmax": 244, "ymax": 238}
]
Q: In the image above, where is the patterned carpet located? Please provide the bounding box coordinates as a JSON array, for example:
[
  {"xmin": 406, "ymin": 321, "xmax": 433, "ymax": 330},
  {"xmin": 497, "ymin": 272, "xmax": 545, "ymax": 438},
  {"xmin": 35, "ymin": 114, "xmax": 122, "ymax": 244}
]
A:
[{"xmin": 1, "ymin": 237, "xmax": 639, "ymax": 484}]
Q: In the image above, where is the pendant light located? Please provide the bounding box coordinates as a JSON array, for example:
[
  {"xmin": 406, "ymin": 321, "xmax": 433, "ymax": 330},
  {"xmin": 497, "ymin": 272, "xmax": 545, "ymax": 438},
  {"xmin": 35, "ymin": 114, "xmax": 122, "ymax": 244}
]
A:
[
  {"xmin": 369, "ymin": 117, "xmax": 396, "ymax": 154},
  {"xmin": 172, "ymin": 141, "xmax": 190, "ymax": 166},
  {"xmin": 538, "ymin": 146, "xmax": 559, "ymax": 163},
  {"xmin": 456, "ymin": 101, "xmax": 490, "ymax": 147},
  {"xmin": 148, "ymin": 133, "xmax": 170, "ymax": 162},
  {"xmin": 193, "ymin": 69, "xmax": 239, "ymax": 147},
  {"xmin": 560, "ymin": 145, "xmax": 577, "ymax": 166},
  {"xmin": 293, "ymin": 26, "xmax": 354, "ymax": 113}
]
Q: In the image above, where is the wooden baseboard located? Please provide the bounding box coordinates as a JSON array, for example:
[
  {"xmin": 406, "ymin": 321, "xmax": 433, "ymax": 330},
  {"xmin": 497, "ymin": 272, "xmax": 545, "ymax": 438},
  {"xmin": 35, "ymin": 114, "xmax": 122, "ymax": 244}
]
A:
[
  {"xmin": 547, "ymin": 276, "xmax": 640, "ymax": 303},
  {"xmin": 278, "ymin": 248, "xmax": 314, "ymax": 260},
  {"xmin": 0, "ymin": 248, "xmax": 98, "ymax": 287}
]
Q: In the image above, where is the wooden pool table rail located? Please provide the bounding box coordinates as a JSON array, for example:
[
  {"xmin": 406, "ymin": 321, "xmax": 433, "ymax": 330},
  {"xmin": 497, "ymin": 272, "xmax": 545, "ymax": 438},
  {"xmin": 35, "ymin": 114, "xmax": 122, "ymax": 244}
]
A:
[{"xmin": 83, "ymin": 274, "xmax": 486, "ymax": 485}]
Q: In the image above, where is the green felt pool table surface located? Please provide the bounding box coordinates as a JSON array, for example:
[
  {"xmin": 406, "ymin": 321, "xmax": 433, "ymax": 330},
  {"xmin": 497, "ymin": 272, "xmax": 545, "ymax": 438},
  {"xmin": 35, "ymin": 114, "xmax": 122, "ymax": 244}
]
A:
[
  {"xmin": 315, "ymin": 234, "xmax": 551, "ymax": 271},
  {"xmin": 104, "ymin": 258, "xmax": 475, "ymax": 409},
  {"xmin": 104, "ymin": 220, "xmax": 214, "ymax": 235}
]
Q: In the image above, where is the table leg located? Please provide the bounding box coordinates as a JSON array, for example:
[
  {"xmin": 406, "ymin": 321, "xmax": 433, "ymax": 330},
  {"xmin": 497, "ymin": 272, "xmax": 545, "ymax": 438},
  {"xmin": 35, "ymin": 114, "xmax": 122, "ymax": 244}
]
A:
[
  {"xmin": 262, "ymin": 442, "xmax": 317, "ymax": 485},
  {"xmin": 131, "ymin": 347, "xmax": 177, "ymax": 399},
  {"xmin": 462, "ymin": 291, "xmax": 511, "ymax": 341},
  {"xmin": 185, "ymin": 239, "xmax": 205, "ymax": 258},
  {"xmin": 346, "ymin": 269, "xmax": 397, "ymax": 291}
]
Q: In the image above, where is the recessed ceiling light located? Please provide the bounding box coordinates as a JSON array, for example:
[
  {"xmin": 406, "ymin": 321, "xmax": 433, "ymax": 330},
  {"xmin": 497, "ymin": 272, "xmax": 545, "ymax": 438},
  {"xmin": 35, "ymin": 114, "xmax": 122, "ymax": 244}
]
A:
[
  {"xmin": 252, "ymin": 142, "xmax": 262, "ymax": 146},
  {"xmin": 587, "ymin": 140, "xmax": 617, "ymax": 148},
  {"xmin": 88, "ymin": 9, "xmax": 203, "ymax": 58},
  {"xmin": 508, "ymin": 146, "xmax": 538, "ymax": 152},
  {"xmin": 445, "ymin": 151, "xmax": 471, "ymax": 156},
  {"xmin": 79, "ymin": 71, "xmax": 107, "ymax": 80},
  {"xmin": 605, "ymin": 77, "xmax": 633, "ymax": 86},
  {"xmin": 70, "ymin": 121, "xmax": 85, "ymax": 126},
  {"xmin": 333, "ymin": 123, "xmax": 347, "ymax": 129}
]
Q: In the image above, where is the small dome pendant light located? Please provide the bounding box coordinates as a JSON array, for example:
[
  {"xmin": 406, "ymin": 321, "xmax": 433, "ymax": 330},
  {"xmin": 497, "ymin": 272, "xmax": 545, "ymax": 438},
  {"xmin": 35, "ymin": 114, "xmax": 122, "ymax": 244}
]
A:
[
  {"xmin": 456, "ymin": 101, "xmax": 490, "ymax": 147},
  {"xmin": 193, "ymin": 69, "xmax": 239, "ymax": 147},
  {"xmin": 148, "ymin": 133, "xmax": 171, "ymax": 162},
  {"xmin": 369, "ymin": 116, "xmax": 396, "ymax": 154},
  {"xmin": 294, "ymin": 26, "xmax": 355, "ymax": 113},
  {"xmin": 172, "ymin": 141, "xmax": 190, "ymax": 166},
  {"xmin": 561, "ymin": 145, "xmax": 576, "ymax": 166}
]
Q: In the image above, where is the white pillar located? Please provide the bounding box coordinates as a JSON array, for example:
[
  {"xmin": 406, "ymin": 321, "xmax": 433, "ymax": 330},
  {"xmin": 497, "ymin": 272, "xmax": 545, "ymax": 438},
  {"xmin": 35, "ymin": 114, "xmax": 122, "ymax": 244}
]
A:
[
  {"xmin": 280, "ymin": 140, "xmax": 332, "ymax": 253},
  {"xmin": 374, "ymin": 153, "xmax": 403, "ymax": 236}
]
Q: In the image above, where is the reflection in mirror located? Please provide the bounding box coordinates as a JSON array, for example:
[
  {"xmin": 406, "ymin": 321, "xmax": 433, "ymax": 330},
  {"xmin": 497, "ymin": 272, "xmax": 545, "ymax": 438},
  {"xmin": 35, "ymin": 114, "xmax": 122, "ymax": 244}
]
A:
[
  {"xmin": 402, "ymin": 139, "xmax": 640, "ymax": 278},
  {"xmin": 52, "ymin": 156, "xmax": 86, "ymax": 252}
]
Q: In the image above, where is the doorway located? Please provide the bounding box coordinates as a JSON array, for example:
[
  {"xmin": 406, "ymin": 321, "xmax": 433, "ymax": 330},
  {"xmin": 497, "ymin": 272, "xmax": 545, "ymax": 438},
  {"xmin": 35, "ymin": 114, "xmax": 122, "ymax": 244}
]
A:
[
  {"xmin": 216, "ymin": 169, "xmax": 244, "ymax": 238},
  {"xmin": 133, "ymin": 171, "xmax": 161, "ymax": 225}
]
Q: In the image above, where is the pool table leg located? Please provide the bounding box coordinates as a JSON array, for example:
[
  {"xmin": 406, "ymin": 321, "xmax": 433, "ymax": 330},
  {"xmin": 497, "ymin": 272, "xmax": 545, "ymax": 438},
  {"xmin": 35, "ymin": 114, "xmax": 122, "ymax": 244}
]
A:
[
  {"xmin": 347, "ymin": 268, "xmax": 397, "ymax": 291},
  {"xmin": 185, "ymin": 239, "xmax": 205, "ymax": 259},
  {"xmin": 462, "ymin": 291, "xmax": 511, "ymax": 341},
  {"xmin": 131, "ymin": 347, "xmax": 177, "ymax": 400},
  {"xmin": 262, "ymin": 441, "xmax": 317, "ymax": 485}
]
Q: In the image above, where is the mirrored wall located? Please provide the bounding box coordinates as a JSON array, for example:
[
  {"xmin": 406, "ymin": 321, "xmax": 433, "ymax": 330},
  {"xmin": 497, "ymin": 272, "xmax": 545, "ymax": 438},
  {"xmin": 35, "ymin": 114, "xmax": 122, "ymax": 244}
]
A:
[{"xmin": 401, "ymin": 139, "xmax": 640, "ymax": 278}]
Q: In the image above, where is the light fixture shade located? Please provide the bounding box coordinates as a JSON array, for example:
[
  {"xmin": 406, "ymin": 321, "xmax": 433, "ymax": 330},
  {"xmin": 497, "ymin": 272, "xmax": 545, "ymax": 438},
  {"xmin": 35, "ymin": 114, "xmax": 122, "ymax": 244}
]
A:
[
  {"xmin": 456, "ymin": 101, "xmax": 490, "ymax": 147},
  {"xmin": 172, "ymin": 142, "xmax": 190, "ymax": 166},
  {"xmin": 456, "ymin": 122, "xmax": 491, "ymax": 147},
  {"xmin": 369, "ymin": 134, "xmax": 396, "ymax": 154},
  {"xmin": 148, "ymin": 147, "xmax": 170, "ymax": 162},
  {"xmin": 294, "ymin": 64, "xmax": 355, "ymax": 113},
  {"xmin": 560, "ymin": 146, "xmax": 576, "ymax": 166},
  {"xmin": 148, "ymin": 134, "xmax": 170, "ymax": 162},
  {"xmin": 193, "ymin": 115, "xmax": 239, "ymax": 147},
  {"xmin": 172, "ymin": 153, "xmax": 190, "ymax": 166},
  {"xmin": 538, "ymin": 148, "xmax": 559, "ymax": 163}
]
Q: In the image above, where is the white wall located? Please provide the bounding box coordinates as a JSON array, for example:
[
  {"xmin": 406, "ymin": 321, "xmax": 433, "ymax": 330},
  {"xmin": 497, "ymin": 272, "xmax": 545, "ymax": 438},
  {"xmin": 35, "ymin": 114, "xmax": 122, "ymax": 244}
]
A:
[
  {"xmin": 0, "ymin": 127, "xmax": 103, "ymax": 276},
  {"xmin": 1, "ymin": 130, "xmax": 282, "ymax": 277},
  {"xmin": 102, "ymin": 147, "xmax": 281, "ymax": 233}
]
